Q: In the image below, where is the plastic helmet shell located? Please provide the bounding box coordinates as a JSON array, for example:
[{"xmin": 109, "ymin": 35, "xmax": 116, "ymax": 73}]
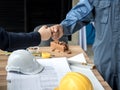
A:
[
  {"xmin": 6, "ymin": 49, "xmax": 43, "ymax": 74},
  {"xmin": 55, "ymin": 72, "xmax": 93, "ymax": 90}
]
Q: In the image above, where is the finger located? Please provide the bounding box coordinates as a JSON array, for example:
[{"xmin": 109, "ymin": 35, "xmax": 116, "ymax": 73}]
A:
[
  {"xmin": 42, "ymin": 25, "xmax": 48, "ymax": 29},
  {"xmin": 52, "ymin": 32, "xmax": 59, "ymax": 40},
  {"xmin": 50, "ymin": 26, "xmax": 55, "ymax": 32},
  {"xmin": 54, "ymin": 29, "xmax": 57, "ymax": 32}
]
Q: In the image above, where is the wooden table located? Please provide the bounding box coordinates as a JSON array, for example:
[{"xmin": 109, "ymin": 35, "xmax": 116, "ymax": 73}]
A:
[{"xmin": 0, "ymin": 46, "xmax": 112, "ymax": 90}]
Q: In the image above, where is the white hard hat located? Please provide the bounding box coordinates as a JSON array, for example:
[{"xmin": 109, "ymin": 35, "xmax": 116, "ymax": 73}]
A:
[{"xmin": 6, "ymin": 49, "xmax": 43, "ymax": 74}]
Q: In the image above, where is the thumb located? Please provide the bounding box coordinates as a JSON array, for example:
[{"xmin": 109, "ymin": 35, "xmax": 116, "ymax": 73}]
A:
[{"xmin": 42, "ymin": 25, "xmax": 48, "ymax": 29}]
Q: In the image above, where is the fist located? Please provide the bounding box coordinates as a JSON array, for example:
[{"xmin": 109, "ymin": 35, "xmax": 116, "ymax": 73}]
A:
[
  {"xmin": 50, "ymin": 24, "xmax": 63, "ymax": 40},
  {"xmin": 38, "ymin": 25, "xmax": 51, "ymax": 41}
]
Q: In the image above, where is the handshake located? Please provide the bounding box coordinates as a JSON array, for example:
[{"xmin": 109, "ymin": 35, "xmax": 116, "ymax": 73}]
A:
[{"xmin": 38, "ymin": 24, "xmax": 63, "ymax": 41}]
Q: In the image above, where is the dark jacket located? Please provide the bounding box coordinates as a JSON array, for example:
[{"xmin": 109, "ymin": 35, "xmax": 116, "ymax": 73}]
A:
[{"xmin": 0, "ymin": 27, "xmax": 41, "ymax": 51}]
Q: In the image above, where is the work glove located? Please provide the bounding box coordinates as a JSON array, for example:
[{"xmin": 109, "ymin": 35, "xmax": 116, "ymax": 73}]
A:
[
  {"xmin": 38, "ymin": 25, "xmax": 51, "ymax": 41},
  {"xmin": 50, "ymin": 24, "xmax": 63, "ymax": 40}
]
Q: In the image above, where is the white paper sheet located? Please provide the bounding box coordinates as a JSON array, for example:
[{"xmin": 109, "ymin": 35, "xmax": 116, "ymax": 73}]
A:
[
  {"xmin": 68, "ymin": 53, "xmax": 87, "ymax": 64},
  {"xmin": 7, "ymin": 57, "xmax": 71, "ymax": 90},
  {"xmin": 70, "ymin": 65, "xmax": 105, "ymax": 90},
  {"xmin": 7, "ymin": 57, "xmax": 104, "ymax": 90},
  {"xmin": 36, "ymin": 57, "xmax": 71, "ymax": 82}
]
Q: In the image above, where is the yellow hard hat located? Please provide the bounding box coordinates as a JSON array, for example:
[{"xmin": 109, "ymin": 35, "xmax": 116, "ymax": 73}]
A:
[{"xmin": 55, "ymin": 72, "xmax": 93, "ymax": 90}]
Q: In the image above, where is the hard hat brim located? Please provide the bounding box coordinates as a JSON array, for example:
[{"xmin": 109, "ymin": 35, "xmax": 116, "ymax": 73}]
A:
[
  {"xmin": 6, "ymin": 61, "xmax": 44, "ymax": 75},
  {"xmin": 20, "ymin": 61, "xmax": 44, "ymax": 75}
]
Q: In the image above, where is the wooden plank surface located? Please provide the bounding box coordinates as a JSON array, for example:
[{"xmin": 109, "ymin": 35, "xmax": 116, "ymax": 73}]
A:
[
  {"xmin": 0, "ymin": 54, "xmax": 8, "ymax": 90},
  {"xmin": 0, "ymin": 46, "xmax": 112, "ymax": 90},
  {"xmin": 37, "ymin": 46, "xmax": 93, "ymax": 64}
]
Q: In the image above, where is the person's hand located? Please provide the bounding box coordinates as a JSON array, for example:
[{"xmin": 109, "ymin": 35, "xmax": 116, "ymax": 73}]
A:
[
  {"xmin": 38, "ymin": 25, "xmax": 51, "ymax": 41},
  {"xmin": 50, "ymin": 24, "xmax": 63, "ymax": 40}
]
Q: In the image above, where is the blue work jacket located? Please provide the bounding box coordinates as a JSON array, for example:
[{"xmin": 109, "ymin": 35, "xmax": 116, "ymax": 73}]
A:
[
  {"xmin": 0, "ymin": 27, "xmax": 41, "ymax": 51},
  {"xmin": 60, "ymin": 0, "xmax": 120, "ymax": 89}
]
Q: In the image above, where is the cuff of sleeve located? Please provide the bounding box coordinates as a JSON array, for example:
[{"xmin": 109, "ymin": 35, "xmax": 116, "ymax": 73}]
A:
[{"xmin": 31, "ymin": 32, "xmax": 41, "ymax": 45}]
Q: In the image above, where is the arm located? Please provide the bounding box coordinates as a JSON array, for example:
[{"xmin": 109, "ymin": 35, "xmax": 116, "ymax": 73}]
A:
[
  {"xmin": 61, "ymin": 0, "xmax": 94, "ymax": 35},
  {"xmin": 0, "ymin": 27, "xmax": 41, "ymax": 51},
  {"xmin": 0, "ymin": 25, "xmax": 51, "ymax": 51},
  {"xmin": 50, "ymin": 0, "xmax": 94, "ymax": 40},
  {"xmin": 7, "ymin": 32, "xmax": 40, "ymax": 51}
]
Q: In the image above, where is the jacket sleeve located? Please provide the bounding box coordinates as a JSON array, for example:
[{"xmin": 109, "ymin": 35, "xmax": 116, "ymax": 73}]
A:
[
  {"xmin": 0, "ymin": 27, "xmax": 41, "ymax": 51},
  {"xmin": 60, "ymin": 0, "xmax": 94, "ymax": 35}
]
